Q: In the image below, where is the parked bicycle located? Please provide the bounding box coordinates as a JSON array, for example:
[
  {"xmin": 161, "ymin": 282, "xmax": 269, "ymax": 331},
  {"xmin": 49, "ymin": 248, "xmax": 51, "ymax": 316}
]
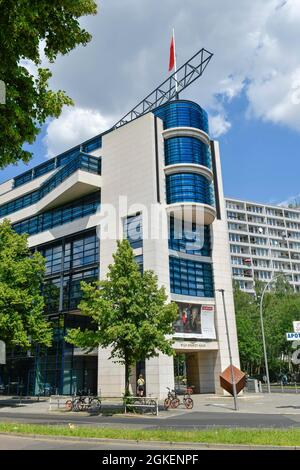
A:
[
  {"xmin": 163, "ymin": 387, "xmax": 177, "ymax": 410},
  {"xmin": 65, "ymin": 390, "xmax": 101, "ymax": 413},
  {"xmin": 164, "ymin": 387, "xmax": 194, "ymax": 410}
]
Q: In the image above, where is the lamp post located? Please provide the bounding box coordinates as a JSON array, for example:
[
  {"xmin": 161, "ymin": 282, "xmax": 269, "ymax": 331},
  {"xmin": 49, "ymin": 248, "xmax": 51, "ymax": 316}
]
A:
[
  {"xmin": 259, "ymin": 272, "xmax": 286, "ymax": 394},
  {"xmin": 216, "ymin": 289, "xmax": 238, "ymax": 411}
]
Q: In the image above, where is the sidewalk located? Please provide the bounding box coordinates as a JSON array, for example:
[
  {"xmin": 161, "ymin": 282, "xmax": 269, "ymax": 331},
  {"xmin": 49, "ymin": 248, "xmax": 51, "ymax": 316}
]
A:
[
  {"xmin": 0, "ymin": 392, "xmax": 299, "ymax": 416},
  {"xmin": 189, "ymin": 392, "xmax": 300, "ymax": 415}
]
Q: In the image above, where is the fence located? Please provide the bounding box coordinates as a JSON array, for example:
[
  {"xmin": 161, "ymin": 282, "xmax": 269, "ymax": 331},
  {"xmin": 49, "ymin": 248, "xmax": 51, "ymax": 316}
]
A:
[{"xmin": 124, "ymin": 396, "xmax": 159, "ymax": 416}]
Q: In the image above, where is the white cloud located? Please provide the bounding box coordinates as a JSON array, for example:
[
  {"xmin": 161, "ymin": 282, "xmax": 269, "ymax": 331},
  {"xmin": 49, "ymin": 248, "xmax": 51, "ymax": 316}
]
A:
[
  {"xmin": 279, "ymin": 193, "xmax": 300, "ymax": 207},
  {"xmin": 44, "ymin": 107, "xmax": 114, "ymax": 157},
  {"xmin": 38, "ymin": 0, "xmax": 300, "ymax": 150},
  {"xmin": 209, "ymin": 114, "xmax": 232, "ymax": 138}
]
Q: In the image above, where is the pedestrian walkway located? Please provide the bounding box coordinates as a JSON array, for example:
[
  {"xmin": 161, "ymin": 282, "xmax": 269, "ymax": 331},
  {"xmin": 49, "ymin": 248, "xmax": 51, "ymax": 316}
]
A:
[{"xmin": 0, "ymin": 392, "xmax": 299, "ymax": 417}]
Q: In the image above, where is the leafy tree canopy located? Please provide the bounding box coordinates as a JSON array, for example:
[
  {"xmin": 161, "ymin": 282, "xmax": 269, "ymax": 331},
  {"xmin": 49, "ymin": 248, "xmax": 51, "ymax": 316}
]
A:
[
  {"xmin": 66, "ymin": 240, "xmax": 178, "ymax": 395},
  {"xmin": 0, "ymin": 0, "xmax": 97, "ymax": 168},
  {"xmin": 0, "ymin": 219, "xmax": 52, "ymax": 348},
  {"xmin": 234, "ymin": 277, "xmax": 300, "ymax": 379}
]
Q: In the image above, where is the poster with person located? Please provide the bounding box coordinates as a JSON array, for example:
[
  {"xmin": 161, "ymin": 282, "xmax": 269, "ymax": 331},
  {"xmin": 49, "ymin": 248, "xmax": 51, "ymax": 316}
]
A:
[{"xmin": 173, "ymin": 303, "xmax": 216, "ymax": 339}]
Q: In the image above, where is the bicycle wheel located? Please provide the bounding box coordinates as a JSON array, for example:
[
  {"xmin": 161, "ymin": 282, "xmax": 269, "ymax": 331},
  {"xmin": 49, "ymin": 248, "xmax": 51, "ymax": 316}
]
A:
[
  {"xmin": 89, "ymin": 398, "xmax": 101, "ymax": 413},
  {"xmin": 133, "ymin": 398, "xmax": 143, "ymax": 414},
  {"xmin": 73, "ymin": 398, "xmax": 83, "ymax": 412},
  {"xmin": 148, "ymin": 399, "xmax": 157, "ymax": 415},
  {"xmin": 184, "ymin": 397, "xmax": 194, "ymax": 409},
  {"xmin": 164, "ymin": 398, "xmax": 171, "ymax": 410},
  {"xmin": 171, "ymin": 398, "xmax": 180, "ymax": 409},
  {"xmin": 65, "ymin": 399, "xmax": 73, "ymax": 411}
]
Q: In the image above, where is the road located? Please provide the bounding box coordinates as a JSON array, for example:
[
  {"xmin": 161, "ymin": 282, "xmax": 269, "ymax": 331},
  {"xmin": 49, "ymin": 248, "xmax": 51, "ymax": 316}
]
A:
[
  {"xmin": 0, "ymin": 434, "xmax": 209, "ymax": 450},
  {"xmin": 0, "ymin": 410, "xmax": 300, "ymax": 429}
]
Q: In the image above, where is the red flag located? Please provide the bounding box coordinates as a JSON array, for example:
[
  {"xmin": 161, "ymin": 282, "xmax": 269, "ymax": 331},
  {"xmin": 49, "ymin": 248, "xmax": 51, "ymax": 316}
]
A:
[{"xmin": 169, "ymin": 34, "xmax": 175, "ymax": 72}]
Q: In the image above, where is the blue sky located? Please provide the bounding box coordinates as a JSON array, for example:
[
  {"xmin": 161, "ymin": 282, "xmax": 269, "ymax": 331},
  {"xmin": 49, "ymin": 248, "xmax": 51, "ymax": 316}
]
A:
[{"xmin": 1, "ymin": 0, "xmax": 300, "ymax": 206}]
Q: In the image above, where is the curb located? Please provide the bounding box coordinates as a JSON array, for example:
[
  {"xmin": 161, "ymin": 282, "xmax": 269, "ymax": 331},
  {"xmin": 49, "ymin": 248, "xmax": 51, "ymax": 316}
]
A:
[{"xmin": 0, "ymin": 432, "xmax": 299, "ymax": 450}]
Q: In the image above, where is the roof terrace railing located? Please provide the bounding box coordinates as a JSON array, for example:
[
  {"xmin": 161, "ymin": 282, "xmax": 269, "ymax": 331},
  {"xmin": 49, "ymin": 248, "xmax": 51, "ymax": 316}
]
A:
[{"xmin": 0, "ymin": 153, "xmax": 101, "ymax": 219}]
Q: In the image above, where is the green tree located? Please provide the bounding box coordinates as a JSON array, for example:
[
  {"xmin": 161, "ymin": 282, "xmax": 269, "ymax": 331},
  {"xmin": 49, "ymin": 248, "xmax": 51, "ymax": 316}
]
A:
[
  {"xmin": 234, "ymin": 276, "xmax": 300, "ymax": 379},
  {"xmin": 0, "ymin": 220, "xmax": 52, "ymax": 348},
  {"xmin": 66, "ymin": 240, "xmax": 178, "ymax": 396},
  {"xmin": 0, "ymin": 0, "xmax": 97, "ymax": 168},
  {"xmin": 234, "ymin": 282, "xmax": 262, "ymax": 374}
]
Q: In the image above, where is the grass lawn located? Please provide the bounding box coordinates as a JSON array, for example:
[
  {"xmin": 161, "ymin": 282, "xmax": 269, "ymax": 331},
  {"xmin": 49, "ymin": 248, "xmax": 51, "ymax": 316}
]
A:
[{"xmin": 0, "ymin": 423, "xmax": 300, "ymax": 446}]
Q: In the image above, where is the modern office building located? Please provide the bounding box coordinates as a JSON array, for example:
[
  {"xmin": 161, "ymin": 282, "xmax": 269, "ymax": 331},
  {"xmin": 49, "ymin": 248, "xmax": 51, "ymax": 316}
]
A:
[
  {"xmin": 226, "ymin": 197, "xmax": 300, "ymax": 293},
  {"xmin": 0, "ymin": 99, "xmax": 240, "ymax": 398}
]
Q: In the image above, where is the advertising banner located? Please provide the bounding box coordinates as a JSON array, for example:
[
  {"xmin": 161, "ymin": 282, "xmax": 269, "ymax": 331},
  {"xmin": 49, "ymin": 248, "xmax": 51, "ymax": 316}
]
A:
[{"xmin": 173, "ymin": 303, "xmax": 216, "ymax": 340}]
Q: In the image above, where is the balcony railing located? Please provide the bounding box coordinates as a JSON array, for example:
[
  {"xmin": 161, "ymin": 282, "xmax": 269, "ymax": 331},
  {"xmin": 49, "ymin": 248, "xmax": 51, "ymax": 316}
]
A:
[{"xmin": 0, "ymin": 153, "xmax": 101, "ymax": 218}]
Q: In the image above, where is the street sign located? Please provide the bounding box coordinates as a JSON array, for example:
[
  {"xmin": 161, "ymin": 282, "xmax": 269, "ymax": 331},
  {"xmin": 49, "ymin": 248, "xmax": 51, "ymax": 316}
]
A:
[
  {"xmin": 286, "ymin": 332, "xmax": 300, "ymax": 341},
  {"xmin": 293, "ymin": 321, "xmax": 300, "ymax": 333},
  {"xmin": 0, "ymin": 341, "xmax": 6, "ymax": 364}
]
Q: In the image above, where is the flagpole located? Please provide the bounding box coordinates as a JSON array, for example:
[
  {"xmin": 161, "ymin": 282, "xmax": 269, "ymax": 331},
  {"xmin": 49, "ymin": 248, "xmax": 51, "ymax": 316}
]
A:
[{"xmin": 173, "ymin": 28, "xmax": 179, "ymax": 98}]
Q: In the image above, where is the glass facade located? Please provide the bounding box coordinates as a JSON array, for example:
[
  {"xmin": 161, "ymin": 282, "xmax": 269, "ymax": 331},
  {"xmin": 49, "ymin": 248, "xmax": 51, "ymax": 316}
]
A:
[
  {"xmin": 1, "ymin": 153, "xmax": 101, "ymax": 218},
  {"xmin": 165, "ymin": 137, "xmax": 211, "ymax": 168},
  {"xmin": 39, "ymin": 230, "xmax": 100, "ymax": 314},
  {"xmin": 154, "ymin": 100, "xmax": 209, "ymax": 133},
  {"xmin": 13, "ymin": 191, "xmax": 100, "ymax": 236},
  {"xmin": 2, "ymin": 229, "xmax": 100, "ymax": 396},
  {"xmin": 169, "ymin": 256, "xmax": 214, "ymax": 298},
  {"xmin": 3, "ymin": 315, "xmax": 98, "ymax": 396},
  {"xmin": 166, "ymin": 173, "xmax": 215, "ymax": 205},
  {"xmin": 13, "ymin": 135, "xmax": 102, "ymax": 188},
  {"xmin": 124, "ymin": 213, "xmax": 143, "ymax": 249},
  {"xmin": 169, "ymin": 218, "xmax": 211, "ymax": 256}
]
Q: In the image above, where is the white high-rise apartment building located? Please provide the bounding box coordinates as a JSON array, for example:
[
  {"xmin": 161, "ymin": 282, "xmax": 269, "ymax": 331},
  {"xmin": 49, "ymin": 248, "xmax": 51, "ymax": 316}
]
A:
[{"xmin": 225, "ymin": 198, "xmax": 300, "ymax": 293}]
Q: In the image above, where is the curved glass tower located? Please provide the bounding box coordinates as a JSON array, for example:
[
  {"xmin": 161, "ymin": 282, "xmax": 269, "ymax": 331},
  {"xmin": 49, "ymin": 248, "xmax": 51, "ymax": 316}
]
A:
[{"xmin": 154, "ymin": 100, "xmax": 216, "ymax": 301}]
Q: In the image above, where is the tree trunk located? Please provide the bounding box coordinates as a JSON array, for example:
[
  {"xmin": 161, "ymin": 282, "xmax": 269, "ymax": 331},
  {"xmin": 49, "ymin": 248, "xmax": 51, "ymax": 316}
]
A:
[{"xmin": 124, "ymin": 353, "xmax": 132, "ymax": 397}]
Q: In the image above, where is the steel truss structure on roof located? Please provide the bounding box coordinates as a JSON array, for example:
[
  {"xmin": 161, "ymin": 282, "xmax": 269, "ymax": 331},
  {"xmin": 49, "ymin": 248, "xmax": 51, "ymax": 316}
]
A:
[{"xmin": 113, "ymin": 48, "xmax": 213, "ymax": 129}]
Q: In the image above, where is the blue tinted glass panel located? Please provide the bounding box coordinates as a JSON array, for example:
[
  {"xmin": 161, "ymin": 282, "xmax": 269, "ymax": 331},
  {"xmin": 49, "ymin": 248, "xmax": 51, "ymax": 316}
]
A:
[
  {"xmin": 13, "ymin": 192, "xmax": 100, "ymax": 236},
  {"xmin": 135, "ymin": 255, "xmax": 143, "ymax": 273},
  {"xmin": 169, "ymin": 218, "xmax": 211, "ymax": 256},
  {"xmin": 63, "ymin": 268, "xmax": 99, "ymax": 311},
  {"xmin": 169, "ymin": 256, "xmax": 214, "ymax": 298},
  {"xmin": 3, "ymin": 154, "xmax": 101, "ymax": 218},
  {"xmin": 154, "ymin": 101, "xmax": 209, "ymax": 134},
  {"xmin": 13, "ymin": 136, "xmax": 102, "ymax": 188},
  {"xmin": 165, "ymin": 136, "xmax": 211, "ymax": 168},
  {"xmin": 34, "ymin": 161, "xmax": 56, "ymax": 178},
  {"xmin": 82, "ymin": 136, "xmax": 102, "ymax": 153},
  {"xmin": 38, "ymin": 230, "xmax": 100, "ymax": 314},
  {"xmin": 14, "ymin": 170, "xmax": 33, "ymax": 188},
  {"xmin": 166, "ymin": 173, "xmax": 215, "ymax": 206},
  {"xmin": 124, "ymin": 213, "xmax": 143, "ymax": 249}
]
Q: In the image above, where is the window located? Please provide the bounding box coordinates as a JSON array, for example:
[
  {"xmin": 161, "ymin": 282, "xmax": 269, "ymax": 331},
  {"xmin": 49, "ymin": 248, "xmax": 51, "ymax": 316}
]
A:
[
  {"xmin": 3, "ymin": 154, "xmax": 100, "ymax": 218},
  {"xmin": 63, "ymin": 268, "xmax": 99, "ymax": 311},
  {"xmin": 124, "ymin": 213, "xmax": 143, "ymax": 249},
  {"xmin": 13, "ymin": 192, "xmax": 100, "ymax": 236},
  {"xmin": 169, "ymin": 256, "xmax": 214, "ymax": 298},
  {"xmin": 13, "ymin": 136, "xmax": 102, "ymax": 189},
  {"xmin": 135, "ymin": 255, "xmax": 143, "ymax": 273},
  {"xmin": 38, "ymin": 230, "xmax": 100, "ymax": 314},
  {"xmin": 154, "ymin": 101, "xmax": 209, "ymax": 134},
  {"xmin": 166, "ymin": 173, "xmax": 215, "ymax": 206},
  {"xmin": 164, "ymin": 137, "xmax": 211, "ymax": 168},
  {"xmin": 169, "ymin": 218, "xmax": 211, "ymax": 256}
]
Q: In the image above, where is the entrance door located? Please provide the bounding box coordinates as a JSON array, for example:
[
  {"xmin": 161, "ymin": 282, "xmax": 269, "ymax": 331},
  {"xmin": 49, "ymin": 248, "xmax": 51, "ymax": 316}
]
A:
[{"xmin": 174, "ymin": 353, "xmax": 200, "ymax": 394}]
